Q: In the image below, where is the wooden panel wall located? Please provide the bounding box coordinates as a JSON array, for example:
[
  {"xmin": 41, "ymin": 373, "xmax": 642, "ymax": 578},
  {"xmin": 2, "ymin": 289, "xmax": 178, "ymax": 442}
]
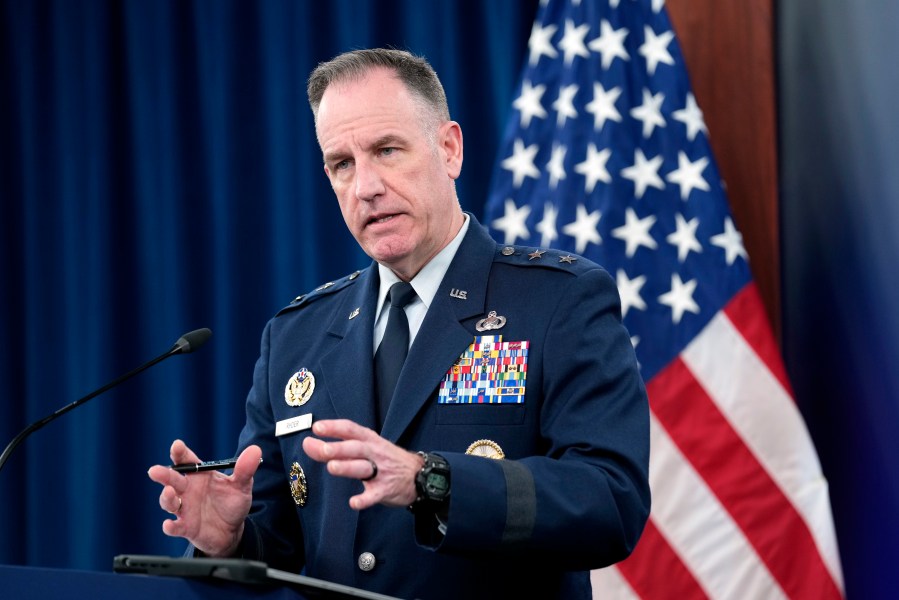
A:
[{"xmin": 666, "ymin": 0, "xmax": 781, "ymax": 339}]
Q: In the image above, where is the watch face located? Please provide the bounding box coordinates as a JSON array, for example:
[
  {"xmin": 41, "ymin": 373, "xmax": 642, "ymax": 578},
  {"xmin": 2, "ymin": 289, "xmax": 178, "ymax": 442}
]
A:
[{"xmin": 425, "ymin": 472, "xmax": 449, "ymax": 496}]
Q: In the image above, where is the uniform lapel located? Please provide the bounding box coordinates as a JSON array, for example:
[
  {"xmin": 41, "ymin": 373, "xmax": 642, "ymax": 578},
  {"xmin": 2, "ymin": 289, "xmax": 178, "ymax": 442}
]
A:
[
  {"xmin": 381, "ymin": 219, "xmax": 496, "ymax": 441},
  {"xmin": 319, "ymin": 265, "xmax": 380, "ymax": 429}
]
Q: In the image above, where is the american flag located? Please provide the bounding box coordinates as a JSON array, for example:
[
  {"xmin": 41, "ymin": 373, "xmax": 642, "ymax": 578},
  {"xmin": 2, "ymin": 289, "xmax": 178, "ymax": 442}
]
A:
[{"xmin": 483, "ymin": 0, "xmax": 844, "ymax": 597}]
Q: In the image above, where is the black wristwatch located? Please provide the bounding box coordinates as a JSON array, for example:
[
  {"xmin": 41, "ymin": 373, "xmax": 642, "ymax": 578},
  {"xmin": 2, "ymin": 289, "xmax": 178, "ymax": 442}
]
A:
[{"xmin": 409, "ymin": 451, "xmax": 451, "ymax": 512}]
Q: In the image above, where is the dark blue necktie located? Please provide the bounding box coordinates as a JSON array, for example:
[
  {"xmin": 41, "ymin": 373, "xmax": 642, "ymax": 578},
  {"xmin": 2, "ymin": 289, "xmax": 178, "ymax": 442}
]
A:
[{"xmin": 374, "ymin": 281, "xmax": 417, "ymax": 427}]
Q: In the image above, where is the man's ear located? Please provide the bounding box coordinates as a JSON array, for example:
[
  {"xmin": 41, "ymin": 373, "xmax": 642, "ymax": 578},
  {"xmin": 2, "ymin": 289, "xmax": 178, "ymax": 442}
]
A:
[{"xmin": 440, "ymin": 121, "xmax": 463, "ymax": 180}]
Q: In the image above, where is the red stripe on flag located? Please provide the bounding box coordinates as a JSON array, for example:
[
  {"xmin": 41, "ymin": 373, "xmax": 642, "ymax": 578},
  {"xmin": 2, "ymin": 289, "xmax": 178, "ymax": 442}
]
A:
[
  {"xmin": 617, "ymin": 517, "xmax": 709, "ymax": 599},
  {"xmin": 722, "ymin": 283, "xmax": 792, "ymax": 395},
  {"xmin": 648, "ymin": 360, "xmax": 842, "ymax": 600}
]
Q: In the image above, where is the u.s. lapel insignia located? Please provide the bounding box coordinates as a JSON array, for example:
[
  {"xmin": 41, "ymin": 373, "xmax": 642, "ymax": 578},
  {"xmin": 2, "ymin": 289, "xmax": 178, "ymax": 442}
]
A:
[
  {"xmin": 285, "ymin": 368, "xmax": 315, "ymax": 407},
  {"xmin": 476, "ymin": 310, "xmax": 506, "ymax": 332},
  {"xmin": 348, "ymin": 307, "xmax": 360, "ymax": 320},
  {"xmin": 466, "ymin": 439, "xmax": 505, "ymax": 459},
  {"xmin": 289, "ymin": 462, "xmax": 308, "ymax": 507},
  {"xmin": 450, "ymin": 288, "xmax": 468, "ymax": 300}
]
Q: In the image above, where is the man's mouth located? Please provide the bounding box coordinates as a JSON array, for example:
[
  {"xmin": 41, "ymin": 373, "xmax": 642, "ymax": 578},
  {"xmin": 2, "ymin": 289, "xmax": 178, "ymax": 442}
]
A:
[{"xmin": 368, "ymin": 214, "xmax": 399, "ymax": 225}]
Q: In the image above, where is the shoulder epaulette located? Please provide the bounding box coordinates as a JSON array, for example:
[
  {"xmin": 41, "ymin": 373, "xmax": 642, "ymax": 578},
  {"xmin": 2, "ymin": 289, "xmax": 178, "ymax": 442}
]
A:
[
  {"xmin": 275, "ymin": 270, "xmax": 363, "ymax": 317},
  {"xmin": 493, "ymin": 244, "xmax": 600, "ymax": 274}
]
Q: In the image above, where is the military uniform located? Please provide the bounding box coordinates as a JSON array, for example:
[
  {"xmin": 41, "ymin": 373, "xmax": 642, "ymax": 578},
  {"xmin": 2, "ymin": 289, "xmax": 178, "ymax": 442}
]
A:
[{"xmin": 233, "ymin": 214, "xmax": 650, "ymax": 600}]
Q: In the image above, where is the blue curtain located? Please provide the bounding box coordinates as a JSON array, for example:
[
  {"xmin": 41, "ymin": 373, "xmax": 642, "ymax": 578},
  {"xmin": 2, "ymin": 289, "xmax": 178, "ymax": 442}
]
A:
[
  {"xmin": 779, "ymin": 1, "xmax": 899, "ymax": 597},
  {"xmin": 0, "ymin": 0, "xmax": 537, "ymax": 570}
]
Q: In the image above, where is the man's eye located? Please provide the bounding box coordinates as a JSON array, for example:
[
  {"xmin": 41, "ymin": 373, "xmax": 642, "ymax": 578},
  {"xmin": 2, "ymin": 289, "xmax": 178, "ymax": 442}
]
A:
[
  {"xmin": 335, "ymin": 160, "xmax": 350, "ymax": 170},
  {"xmin": 380, "ymin": 147, "xmax": 396, "ymax": 156}
]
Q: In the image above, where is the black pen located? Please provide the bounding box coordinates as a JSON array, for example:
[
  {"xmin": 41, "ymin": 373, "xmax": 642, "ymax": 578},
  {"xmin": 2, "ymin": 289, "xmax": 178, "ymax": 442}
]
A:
[{"xmin": 169, "ymin": 457, "xmax": 261, "ymax": 474}]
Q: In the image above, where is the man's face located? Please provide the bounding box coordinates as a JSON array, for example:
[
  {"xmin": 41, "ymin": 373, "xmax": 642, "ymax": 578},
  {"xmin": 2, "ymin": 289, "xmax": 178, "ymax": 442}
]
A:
[{"xmin": 316, "ymin": 68, "xmax": 464, "ymax": 281}]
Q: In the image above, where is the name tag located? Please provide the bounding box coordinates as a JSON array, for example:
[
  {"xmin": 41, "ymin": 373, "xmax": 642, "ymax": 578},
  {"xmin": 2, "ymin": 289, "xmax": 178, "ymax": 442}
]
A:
[{"xmin": 276, "ymin": 413, "xmax": 313, "ymax": 437}]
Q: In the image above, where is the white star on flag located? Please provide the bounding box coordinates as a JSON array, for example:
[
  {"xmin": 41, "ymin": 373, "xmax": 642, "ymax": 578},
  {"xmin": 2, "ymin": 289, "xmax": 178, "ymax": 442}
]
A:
[
  {"xmin": 562, "ymin": 203, "xmax": 602, "ymax": 253},
  {"xmin": 491, "ymin": 199, "xmax": 531, "ymax": 245},
  {"xmin": 665, "ymin": 151, "xmax": 710, "ymax": 200},
  {"xmin": 559, "ymin": 18, "xmax": 590, "ymax": 65},
  {"xmin": 667, "ymin": 212, "xmax": 703, "ymax": 262},
  {"xmin": 574, "ymin": 143, "xmax": 612, "ymax": 193},
  {"xmin": 611, "ymin": 207, "xmax": 657, "ymax": 257},
  {"xmin": 639, "ymin": 25, "xmax": 675, "ymax": 75},
  {"xmin": 673, "ymin": 92, "xmax": 708, "ymax": 141},
  {"xmin": 711, "ymin": 216, "xmax": 748, "ymax": 265},
  {"xmin": 513, "ymin": 80, "xmax": 548, "ymax": 128},
  {"xmin": 501, "ymin": 138, "xmax": 541, "ymax": 188},
  {"xmin": 616, "ymin": 268, "xmax": 647, "ymax": 317},
  {"xmin": 547, "ymin": 143, "xmax": 568, "ymax": 188},
  {"xmin": 528, "ymin": 22, "xmax": 558, "ymax": 66},
  {"xmin": 620, "ymin": 147, "xmax": 665, "ymax": 199},
  {"xmin": 630, "ymin": 88, "xmax": 666, "ymax": 138},
  {"xmin": 658, "ymin": 272, "xmax": 700, "ymax": 324},
  {"xmin": 585, "ymin": 83, "xmax": 623, "ymax": 131},
  {"xmin": 588, "ymin": 20, "xmax": 630, "ymax": 69},
  {"xmin": 553, "ymin": 84, "xmax": 580, "ymax": 126},
  {"xmin": 536, "ymin": 202, "xmax": 559, "ymax": 247}
]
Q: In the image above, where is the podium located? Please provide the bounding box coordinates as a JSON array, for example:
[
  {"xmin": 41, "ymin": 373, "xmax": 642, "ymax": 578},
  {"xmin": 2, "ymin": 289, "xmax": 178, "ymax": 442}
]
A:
[
  {"xmin": 0, "ymin": 557, "xmax": 401, "ymax": 600},
  {"xmin": 0, "ymin": 564, "xmax": 304, "ymax": 600}
]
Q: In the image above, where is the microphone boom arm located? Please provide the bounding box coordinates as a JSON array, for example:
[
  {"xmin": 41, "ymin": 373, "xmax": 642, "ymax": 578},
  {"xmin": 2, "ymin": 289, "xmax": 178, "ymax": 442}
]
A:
[{"xmin": 0, "ymin": 328, "xmax": 211, "ymax": 473}]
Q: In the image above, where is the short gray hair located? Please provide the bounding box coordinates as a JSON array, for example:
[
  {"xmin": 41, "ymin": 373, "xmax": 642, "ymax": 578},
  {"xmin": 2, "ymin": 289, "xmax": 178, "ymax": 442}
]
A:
[{"xmin": 307, "ymin": 48, "xmax": 450, "ymax": 126}]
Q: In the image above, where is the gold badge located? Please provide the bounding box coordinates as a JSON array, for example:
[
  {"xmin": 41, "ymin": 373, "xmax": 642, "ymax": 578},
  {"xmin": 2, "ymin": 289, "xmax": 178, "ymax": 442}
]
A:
[
  {"xmin": 465, "ymin": 439, "xmax": 505, "ymax": 459},
  {"xmin": 285, "ymin": 368, "xmax": 315, "ymax": 407},
  {"xmin": 289, "ymin": 462, "xmax": 308, "ymax": 507}
]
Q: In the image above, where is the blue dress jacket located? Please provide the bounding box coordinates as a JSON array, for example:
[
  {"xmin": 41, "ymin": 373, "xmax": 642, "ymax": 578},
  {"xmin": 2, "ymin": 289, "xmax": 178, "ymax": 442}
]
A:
[{"xmin": 233, "ymin": 214, "xmax": 650, "ymax": 600}]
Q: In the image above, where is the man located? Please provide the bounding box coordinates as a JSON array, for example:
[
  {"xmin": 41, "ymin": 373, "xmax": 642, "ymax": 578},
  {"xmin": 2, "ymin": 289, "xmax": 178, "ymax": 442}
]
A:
[{"xmin": 148, "ymin": 48, "xmax": 650, "ymax": 600}]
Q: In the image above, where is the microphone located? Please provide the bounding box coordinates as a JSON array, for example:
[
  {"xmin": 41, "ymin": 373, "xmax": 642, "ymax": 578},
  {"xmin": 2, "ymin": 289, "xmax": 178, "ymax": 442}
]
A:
[
  {"xmin": 172, "ymin": 328, "xmax": 212, "ymax": 354},
  {"xmin": 0, "ymin": 328, "xmax": 212, "ymax": 473}
]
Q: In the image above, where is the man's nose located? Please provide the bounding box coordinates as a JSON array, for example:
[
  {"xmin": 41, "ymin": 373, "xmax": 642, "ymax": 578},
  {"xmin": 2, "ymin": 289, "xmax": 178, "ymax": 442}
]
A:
[{"xmin": 354, "ymin": 162, "xmax": 386, "ymax": 202}]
